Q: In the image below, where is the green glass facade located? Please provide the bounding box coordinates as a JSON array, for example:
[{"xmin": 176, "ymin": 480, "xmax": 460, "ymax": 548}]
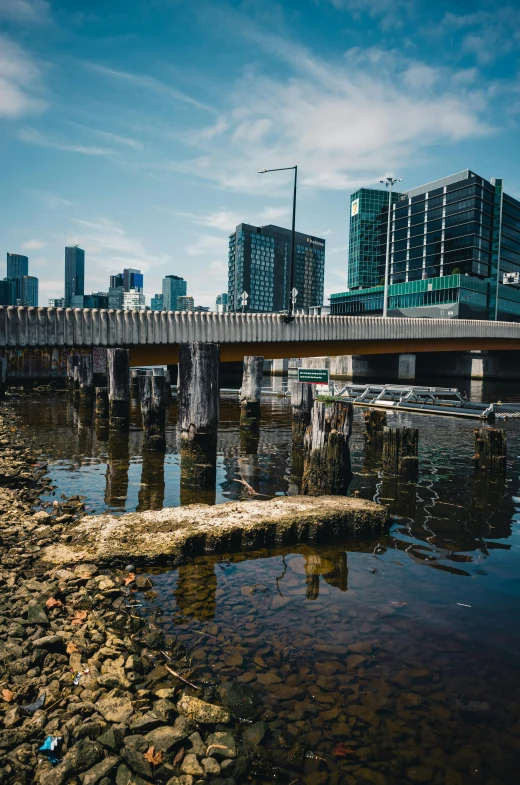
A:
[{"xmin": 334, "ymin": 170, "xmax": 520, "ymax": 321}]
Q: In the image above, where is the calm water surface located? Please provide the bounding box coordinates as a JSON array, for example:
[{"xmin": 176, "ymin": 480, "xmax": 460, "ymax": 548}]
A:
[{"xmin": 12, "ymin": 375, "xmax": 520, "ymax": 784}]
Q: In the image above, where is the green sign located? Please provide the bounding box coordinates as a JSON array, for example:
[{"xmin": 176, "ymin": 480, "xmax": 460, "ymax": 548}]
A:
[{"xmin": 298, "ymin": 368, "xmax": 329, "ymax": 384}]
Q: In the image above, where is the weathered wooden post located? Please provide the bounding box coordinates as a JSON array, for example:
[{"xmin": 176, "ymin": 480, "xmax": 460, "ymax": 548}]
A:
[
  {"xmin": 107, "ymin": 348, "xmax": 130, "ymax": 431},
  {"xmin": 240, "ymin": 356, "xmax": 263, "ymax": 429},
  {"xmin": 473, "ymin": 427, "xmax": 507, "ymax": 473},
  {"xmin": 382, "ymin": 426, "xmax": 419, "ymax": 480},
  {"xmin": 302, "ymin": 400, "xmax": 353, "ymax": 495},
  {"xmin": 153, "ymin": 366, "xmax": 172, "ymax": 404},
  {"xmin": 363, "ymin": 409, "xmax": 387, "ymax": 447},
  {"xmin": 138, "ymin": 374, "xmax": 166, "ymax": 451},
  {"xmin": 77, "ymin": 354, "xmax": 94, "ymax": 406},
  {"xmin": 178, "ymin": 342, "xmax": 219, "ymax": 488},
  {"xmin": 130, "ymin": 369, "xmax": 145, "ymax": 397},
  {"xmin": 291, "ymin": 381, "xmax": 315, "ymax": 448},
  {"xmin": 95, "ymin": 387, "xmax": 109, "ymax": 423},
  {"xmin": 0, "ymin": 356, "xmax": 8, "ymax": 401},
  {"xmin": 72, "ymin": 365, "xmax": 80, "ymax": 405}
]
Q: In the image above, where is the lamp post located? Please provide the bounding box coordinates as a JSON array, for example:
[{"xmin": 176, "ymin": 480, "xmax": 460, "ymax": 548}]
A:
[
  {"xmin": 258, "ymin": 165, "xmax": 297, "ymax": 320},
  {"xmin": 380, "ymin": 176, "xmax": 402, "ymax": 318}
]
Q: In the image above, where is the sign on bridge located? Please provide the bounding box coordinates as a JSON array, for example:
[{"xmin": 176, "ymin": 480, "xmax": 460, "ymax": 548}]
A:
[{"xmin": 298, "ymin": 368, "xmax": 329, "ymax": 385}]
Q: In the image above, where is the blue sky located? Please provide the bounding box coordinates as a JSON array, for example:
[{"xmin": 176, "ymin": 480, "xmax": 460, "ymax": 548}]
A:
[{"xmin": 1, "ymin": 0, "xmax": 520, "ymax": 307}]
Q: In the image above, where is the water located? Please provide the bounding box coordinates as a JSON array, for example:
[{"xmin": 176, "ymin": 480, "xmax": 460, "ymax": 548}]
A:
[{"xmin": 12, "ymin": 377, "xmax": 520, "ymax": 783}]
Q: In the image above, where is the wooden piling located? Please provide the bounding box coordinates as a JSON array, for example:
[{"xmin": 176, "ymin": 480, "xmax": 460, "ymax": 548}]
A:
[
  {"xmin": 240, "ymin": 355, "xmax": 263, "ymax": 429},
  {"xmin": 291, "ymin": 381, "xmax": 315, "ymax": 447},
  {"xmin": 138, "ymin": 374, "xmax": 167, "ymax": 451},
  {"xmin": 0, "ymin": 356, "xmax": 8, "ymax": 401},
  {"xmin": 66, "ymin": 354, "xmax": 78, "ymax": 393},
  {"xmin": 302, "ymin": 400, "xmax": 353, "ymax": 495},
  {"xmin": 153, "ymin": 367, "xmax": 172, "ymax": 403},
  {"xmin": 130, "ymin": 369, "xmax": 145, "ymax": 396},
  {"xmin": 95, "ymin": 387, "xmax": 109, "ymax": 423},
  {"xmin": 363, "ymin": 409, "xmax": 387, "ymax": 447},
  {"xmin": 72, "ymin": 365, "xmax": 80, "ymax": 405},
  {"xmin": 107, "ymin": 348, "xmax": 130, "ymax": 431},
  {"xmin": 382, "ymin": 426, "xmax": 419, "ymax": 480},
  {"xmin": 473, "ymin": 427, "xmax": 507, "ymax": 473},
  {"xmin": 77, "ymin": 354, "xmax": 94, "ymax": 405},
  {"xmin": 178, "ymin": 342, "xmax": 220, "ymax": 488}
]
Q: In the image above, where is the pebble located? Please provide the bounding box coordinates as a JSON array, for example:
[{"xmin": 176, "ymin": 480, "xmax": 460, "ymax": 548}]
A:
[{"xmin": 177, "ymin": 695, "xmax": 231, "ymax": 724}]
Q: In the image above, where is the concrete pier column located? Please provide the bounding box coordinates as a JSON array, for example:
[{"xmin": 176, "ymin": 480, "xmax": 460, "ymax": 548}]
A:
[
  {"xmin": 398, "ymin": 353, "xmax": 416, "ymax": 381},
  {"xmin": 271, "ymin": 358, "xmax": 289, "ymax": 375}
]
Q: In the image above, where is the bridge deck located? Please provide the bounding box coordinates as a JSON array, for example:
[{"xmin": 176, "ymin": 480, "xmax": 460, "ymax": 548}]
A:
[{"xmin": 1, "ymin": 307, "xmax": 520, "ymax": 363}]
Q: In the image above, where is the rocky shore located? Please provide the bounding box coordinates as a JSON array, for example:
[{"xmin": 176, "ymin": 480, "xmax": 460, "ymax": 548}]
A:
[{"xmin": 0, "ymin": 404, "xmax": 264, "ymax": 785}]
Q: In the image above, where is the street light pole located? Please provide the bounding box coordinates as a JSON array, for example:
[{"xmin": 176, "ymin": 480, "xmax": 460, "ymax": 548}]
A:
[
  {"xmin": 259, "ymin": 165, "xmax": 298, "ymax": 320},
  {"xmin": 380, "ymin": 176, "xmax": 402, "ymax": 318}
]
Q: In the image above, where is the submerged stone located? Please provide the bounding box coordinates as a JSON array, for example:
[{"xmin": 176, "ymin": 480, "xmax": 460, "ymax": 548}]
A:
[{"xmin": 177, "ymin": 695, "xmax": 230, "ymax": 724}]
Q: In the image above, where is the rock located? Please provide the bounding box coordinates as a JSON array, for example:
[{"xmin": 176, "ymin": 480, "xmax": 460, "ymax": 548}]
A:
[
  {"xmin": 201, "ymin": 757, "xmax": 221, "ymax": 776},
  {"xmin": 188, "ymin": 732, "xmax": 205, "ymax": 756},
  {"xmin": 177, "ymin": 695, "xmax": 230, "ymax": 725},
  {"xmin": 98, "ymin": 728, "xmax": 125, "ymax": 753},
  {"xmin": 407, "ymin": 765, "xmax": 434, "ymax": 783},
  {"xmin": 125, "ymin": 655, "xmax": 142, "ymax": 672},
  {"xmin": 130, "ymin": 714, "xmax": 164, "ymax": 733},
  {"xmin": 121, "ymin": 747, "xmax": 153, "ymax": 780},
  {"xmin": 206, "ymin": 732, "xmax": 237, "ymax": 759},
  {"xmin": 116, "ymin": 764, "xmax": 152, "ymax": 785},
  {"xmin": 218, "ymin": 682, "xmax": 259, "ymax": 722},
  {"xmin": 180, "ymin": 754, "xmax": 204, "ymax": 776},
  {"xmin": 66, "ymin": 739, "xmax": 104, "ymax": 773},
  {"xmin": 26, "ymin": 603, "xmax": 49, "ymax": 626},
  {"xmin": 356, "ymin": 769, "xmax": 387, "ymax": 785},
  {"xmin": 81, "ymin": 756, "xmax": 118, "ymax": 785},
  {"xmin": 34, "ymin": 634, "xmax": 67, "ymax": 653},
  {"xmin": 124, "ymin": 735, "xmax": 149, "ymax": 753},
  {"xmin": 33, "ymin": 510, "xmax": 51, "ymax": 522},
  {"xmin": 153, "ymin": 698, "xmax": 177, "ymax": 722},
  {"xmin": 145, "ymin": 725, "xmax": 188, "ymax": 752},
  {"xmin": 242, "ymin": 721, "xmax": 266, "ymax": 746},
  {"xmin": 98, "ymin": 691, "xmax": 134, "ymax": 723}
]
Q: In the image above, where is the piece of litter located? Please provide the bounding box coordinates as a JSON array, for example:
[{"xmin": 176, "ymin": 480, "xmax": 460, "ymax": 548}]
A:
[
  {"xmin": 39, "ymin": 736, "xmax": 61, "ymax": 765},
  {"xmin": 457, "ymin": 603, "xmax": 472, "ymax": 607},
  {"xmin": 19, "ymin": 692, "xmax": 45, "ymax": 715}
]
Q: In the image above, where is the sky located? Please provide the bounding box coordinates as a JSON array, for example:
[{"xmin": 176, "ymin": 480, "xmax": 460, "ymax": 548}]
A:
[{"xmin": 1, "ymin": 0, "xmax": 520, "ymax": 307}]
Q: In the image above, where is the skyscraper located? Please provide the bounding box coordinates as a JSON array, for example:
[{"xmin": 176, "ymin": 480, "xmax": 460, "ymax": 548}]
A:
[
  {"xmin": 0, "ymin": 279, "xmax": 16, "ymax": 306},
  {"xmin": 6, "ymin": 253, "xmax": 29, "ymax": 303},
  {"xmin": 123, "ymin": 290, "xmax": 145, "ymax": 310},
  {"xmin": 331, "ymin": 169, "xmax": 520, "ymax": 321},
  {"xmin": 162, "ymin": 275, "xmax": 187, "ymax": 311},
  {"xmin": 177, "ymin": 295, "xmax": 194, "ymax": 312},
  {"xmin": 215, "ymin": 292, "xmax": 228, "ymax": 313},
  {"xmin": 151, "ymin": 294, "xmax": 164, "ymax": 311},
  {"xmin": 123, "ymin": 269, "xmax": 143, "ymax": 292},
  {"xmin": 22, "ymin": 276, "xmax": 38, "ymax": 307},
  {"xmin": 65, "ymin": 246, "xmax": 85, "ymax": 307},
  {"xmin": 227, "ymin": 224, "xmax": 325, "ymax": 312}
]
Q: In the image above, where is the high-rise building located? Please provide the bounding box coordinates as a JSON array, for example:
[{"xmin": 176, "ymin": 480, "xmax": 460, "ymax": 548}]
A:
[
  {"xmin": 215, "ymin": 292, "xmax": 228, "ymax": 313},
  {"xmin": 151, "ymin": 294, "xmax": 164, "ymax": 311},
  {"xmin": 123, "ymin": 289, "xmax": 145, "ymax": 311},
  {"xmin": 22, "ymin": 276, "xmax": 38, "ymax": 307},
  {"xmin": 227, "ymin": 224, "xmax": 325, "ymax": 313},
  {"xmin": 330, "ymin": 169, "xmax": 520, "ymax": 321},
  {"xmin": 71, "ymin": 292, "xmax": 108, "ymax": 309},
  {"xmin": 48, "ymin": 297, "xmax": 65, "ymax": 308},
  {"xmin": 65, "ymin": 246, "xmax": 85, "ymax": 307},
  {"xmin": 6, "ymin": 253, "xmax": 29, "ymax": 303},
  {"xmin": 177, "ymin": 295, "xmax": 194, "ymax": 312},
  {"xmin": 162, "ymin": 275, "xmax": 187, "ymax": 311},
  {"xmin": 0, "ymin": 279, "xmax": 16, "ymax": 306},
  {"xmin": 123, "ymin": 268, "xmax": 143, "ymax": 292},
  {"xmin": 110, "ymin": 273, "xmax": 124, "ymax": 289},
  {"xmin": 108, "ymin": 286, "xmax": 124, "ymax": 309}
]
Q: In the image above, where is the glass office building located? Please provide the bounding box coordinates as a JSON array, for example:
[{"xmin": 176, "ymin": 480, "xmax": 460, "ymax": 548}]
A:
[
  {"xmin": 65, "ymin": 246, "xmax": 85, "ymax": 307},
  {"xmin": 151, "ymin": 294, "xmax": 164, "ymax": 311},
  {"xmin": 332, "ymin": 170, "xmax": 520, "ymax": 321},
  {"xmin": 6, "ymin": 253, "xmax": 29, "ymax": 303},
  {"xmin": 162, "ymin": 275, "xmax": 187, "ymax": 311},
  {"xmin": 22, "ymin": 276, "xmax": 38, "ymax": 307},
  {"xmin": 228, "ymin": 224, "xmax": 325, "ymax": 313}
]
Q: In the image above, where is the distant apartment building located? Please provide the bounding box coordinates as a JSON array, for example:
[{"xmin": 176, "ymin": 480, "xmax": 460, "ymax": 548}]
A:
[
  {"xmin": 194, "ymin": 305, "xmax": 209, "ymax": 313},
  {"xmin": 162, "ymin": 275, "xmax": 186, "ymax": 311},
  {"xmin": 123, "ymin": 289, "xmax": 145, "ymax": 311},
  {"xmin": 71, "ymin": 292, "xmax": 108, "ymax": 309},
  {"xmin": 177, "ymin": 295, "xmax": 194, "ymax": 312},
  {"xmin": 65, "ymin": 246, "xmax": 85, "ymax": 307},
  {"xmin": 151, "ymin": 294, "xmax": 164, "ymax": 311},
  {"xmin": 49, "ymin": 297, "xmax": 66, "ymax": 308},
  {"xmin": 215, "ymin": 292, "xmax": 228, "ymax": 313},
  {"xmin": 331, "ymin": 169, "xmax": 520, "ymax": 321},
  {"xmin": 7, "ymin": 253, "xmax": 29, "ymax": 303},
  {"xmin": 227, "ymin": 224, "xmax": 325, "ymax": 312}
]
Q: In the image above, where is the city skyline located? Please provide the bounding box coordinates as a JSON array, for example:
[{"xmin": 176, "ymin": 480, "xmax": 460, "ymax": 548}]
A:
[{"xmin": 1, "ymin": 1, "xmax": 519, "ymax": 308}]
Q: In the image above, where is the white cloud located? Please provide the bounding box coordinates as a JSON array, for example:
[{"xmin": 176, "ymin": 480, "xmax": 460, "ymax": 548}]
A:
[
  {"xmin": 186, "ymin": 233, "xmax": 228, "ymax": 257},
  {"xmin": 21, "ymin": 239, "xmax": 46, "ymax": 250},
  {"xmin": 178, "ymin": 205, "xmax": 289, "ymax": 232},
  {"xmin": 0, "ymin": 35, "xmax": 46, "ymax": 118},
  {"xmin": 66, "ymin": 122, "xmax": 144, "ymax": 151},
  {"xmin": 0, "ymin": 0, "xmax": 51, "ymax": 24},
  {"xmin": 19, "ymin": 127, "xmax": 118, "ymax": 156},
  {"xmin": 29, "ymin": 190, "xmax": 73, "ymax": 209},
  {"xmin": 173, "ymin": 29, "xmax": 492, "ymax": 194}
]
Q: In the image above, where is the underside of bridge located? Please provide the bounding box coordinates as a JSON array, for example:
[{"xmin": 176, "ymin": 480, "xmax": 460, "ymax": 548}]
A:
[{"xmin": 129, "ymin": 337, "xmax": 520, "ymax": 366}]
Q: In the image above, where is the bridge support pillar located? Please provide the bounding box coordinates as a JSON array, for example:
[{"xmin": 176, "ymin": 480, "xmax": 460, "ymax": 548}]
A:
[
  {"xmin": 271, "ymin": 358, "xmax": 289, "ymax": 375},
  {"xmin": 398, "ymin": 353, "xmax": 416, "ymax": 381},
  {"xmin": 240, "ymin": 356, "xmax": 263, "ymax": 429}
]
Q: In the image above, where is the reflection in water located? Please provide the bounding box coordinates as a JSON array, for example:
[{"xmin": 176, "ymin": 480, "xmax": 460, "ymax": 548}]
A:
[
  {"xmin": 137, "ymin": 450, "xmax": 165, "ymax": 511},
  {"xmin": 303, "ymin": 547, "xmax": 348, "ymax": 599},
  {"xmin": 105, "ymin": 433, "xmax": 130, "ymax": 509},
  {"xmin": 379, "ymin": 477, "xmax": 417, "ymax": 519},
  {"xmin": 175, "ymin": 559, "xmax": 217, "ymax": 620}
]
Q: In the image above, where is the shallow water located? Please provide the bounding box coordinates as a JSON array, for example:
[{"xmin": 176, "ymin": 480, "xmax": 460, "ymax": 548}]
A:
[{"xmin": 12, "ymin": 376, "xmax": 520, "ymax": 783}]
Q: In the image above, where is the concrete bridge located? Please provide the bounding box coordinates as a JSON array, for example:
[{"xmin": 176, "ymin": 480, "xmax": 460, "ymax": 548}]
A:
[{"xmin": 1, "ymin": 307, "xmax": 520, "ymax": 367}]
